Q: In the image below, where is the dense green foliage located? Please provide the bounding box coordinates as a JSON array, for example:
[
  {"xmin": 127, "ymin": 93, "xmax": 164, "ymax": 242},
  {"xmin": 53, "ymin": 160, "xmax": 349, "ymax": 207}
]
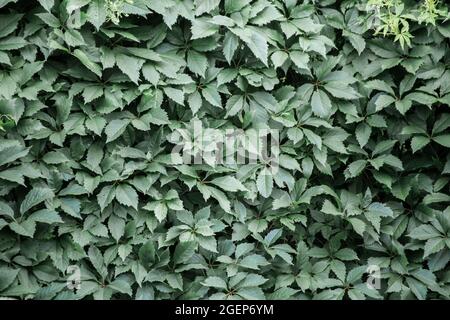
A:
[{"xmin": 0, "ymin": 0, "xmax": 450, "ymax": 300}]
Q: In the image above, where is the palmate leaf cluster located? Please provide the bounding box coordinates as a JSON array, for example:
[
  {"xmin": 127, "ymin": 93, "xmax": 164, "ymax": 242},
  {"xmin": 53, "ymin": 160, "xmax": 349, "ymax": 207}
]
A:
[{"xmin": 0, "ymin": 0, "xmax": 450, "ymax": 300}]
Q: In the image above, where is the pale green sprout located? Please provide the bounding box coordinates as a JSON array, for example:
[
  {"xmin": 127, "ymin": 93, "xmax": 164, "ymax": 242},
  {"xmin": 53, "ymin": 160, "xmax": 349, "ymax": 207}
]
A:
[
  {"xmin": 105, "ymin": 0, "xmax": 134, "ymax": 24},
  {"xmin": 416, "ymin": 0, "xmax": 449, "ymax": 25},
  {"xmin": 366, "ymin": 0, "xmax": 449, "ymax": 49}
]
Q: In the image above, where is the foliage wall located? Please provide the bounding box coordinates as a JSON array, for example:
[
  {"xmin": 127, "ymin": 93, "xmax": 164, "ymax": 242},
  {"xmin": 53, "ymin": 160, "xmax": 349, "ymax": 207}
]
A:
[{"xmin": 0, "ymin": 0, "xmax": 450, "ymax": 300}]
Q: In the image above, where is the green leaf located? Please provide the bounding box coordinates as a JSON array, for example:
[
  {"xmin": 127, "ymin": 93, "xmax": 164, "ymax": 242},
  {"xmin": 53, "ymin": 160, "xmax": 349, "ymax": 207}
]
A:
[
  {"xmin": 231, "ymin": 28, "xmax": 268, "ymax": 65},
  {"xmin": 73, "ymin": 49, "xmax": 102, "ymax": 77},
  {"xmin": 321, "ymin": 199, "xmax": 342, "ymax": 216},
  {"xmin": 82, "ymin": 85, "xmax": 103, "ymax": 104},
  {"xmin": 433, "ymin": 135, "xmax": 450, "ymax": 148},
  {"xmin": 223, "ymin": 31, "xmax": 239, "ymax": 64},
  {"xmin": 348, "ymin": 218, "xmax": 366, "ymax": 236},
  {"xmin": 153, "ymin": 202, "xmax": 168, "ymax": 222},
  {"xmin": 115, "ymin": 53, "xmax": 143, "ymax": 84},
  {"xmin": 207, "ymin": 186, "xmax": 231, "ymax": 214},
  {"xmin": 287, "ymin": 127, "xmax": 304, "ymax": 144},
  {"xmin": 237, "ymin": 287, "xmax": 266, "ymax": 300},
  {"xmin": 115, "ymin": 184, "xmax": 139, "ymax": 210},
  {"xmin": 191, "ymin": 19, "xmax": 219, "ymax": 40},
  {"xmin": 97, "ymin": 185, "xmax": 116, "ymax": 212},
  {"xmin": 0, "ymin": 142, "xmax": 29, "ymax": 166},
  {"xmin": 409, "ymin": 225, "xmax": 441, "ymax": 240},
  {"xmin": 271, "ymin": 51, "xmax": 288, "ymax": 68},
  {"xmin": 202, "ymin": 85, "xmax": 222, "ymax": 107},
  {"xmin": 109, "ymin": 279, "xmax": 132, "ymax": 296},
  {"xmin": 225, "ymin": 95, "xmax": 244, "ymax": 117},
  {"xmin": 311, "ymin": 89, "xmax": 332, "ymax": 118},
  {"xmin": 405, "ymin": 277, "xmax": 427, "ymax": 300},
  {"xmin": 432, "ymin": 114, "xmax": 450, "ymax": 135},
  {"xmin": 37, "ymin": 0, "xmax": 54, "ymax": 12},
  {"xmin": 20, "ymin": 188, "xmax": 54, "ymax": 214},
  {"xmin": 335, "ymin": 248, "xmax": 358, "ymax": 261},
  {"xmin": 0, "ymin": 36, "xmax": 26, "ymax": 50},
  {"xmin": 0, "ymin": 14, "xmax": 23, "ymax": 38},
  {"xmin": 86, "ymin": 116, "xmax": 106, "ymax": 136},
  {"xmin": 210, "ymin": 176, "xmax": 247, "ymax": 192},
  {"xmin": 355, "ymin": 123, "xmax": 371, "ymax": 148},
  {"xmin": 9, "ymin": 219, "xmax": 36, "ymax": 237},
  {"xmin": 290, "ymin": 51, "xmax": 309, "ymax": 69},
  {"xmin": 163, "ymin": 87, "xmax": 185, "ymax": 105},
  {"xmin": 375, "ymin": 94, "xmax": 395, "ymax": 111},
  {"xmin": 195, "ymin": 0, "xmax": 220, "ymax": 15},
  {"xmin": 86, "ymin": 142, "xmax": 103, "ymax": 170},
  {"xmin": 203, "ymin": 276, "xmax": 227, "ymax": 289},
  {"xmin": 88, "ymin": 245, "xmax": 105, "ymax": 275},
  {"xmin": 188, "ymin": 91, "xmax": 202, "ymax": 114},
  {"xmin": 66, "ymin": 0, "xmax": 90, "ymax": 14},
  {"xmin": 145, "ymin": 107, "xmax": 170, "ymax": 125},
  {"xmin": 246, "ymin": 32, "xmax": 268, "ymax": 66},
  {"xmin": 256, "ymin": 168, "xmax": 273, "ymax": 198},
  {"xmin": 87, "ymin": 0, "xmax": 107, "ymax": 30},
  {"xmin": 187, "ymin": 50, "xmax": 208, "ymax": 77},
  {"xmin": 0, "ymin": 267, "xmax": 19, "ymax": 291},
  {"xmin": 411, "ymin": 136, "xmax": 430, "ymax": 153},
  {"xmin": 29, "ymin": 209, "xmax": 63, "ymax": 224},
  {"xmin": 108, "ymin": 215, "xmax": 125, "ymax": 242},
  {"xmin": 423, "ymin": 238, "xmax": 446, "ymax": 258},
  {"xmin": 173, "ymin": 241, "xmax": 196, "ymax": 265},
  {"xmin": 60, "ymin": 197, "xmax": 82, "ymax": 219},
  {"xmin": 366, "ymin": 202, "xmax": 393, "ymax": 217},
  {"xmin": 324, "ymin": 82, "xmax": 360, "ymax": 100},
  {"xmin": 105, "ymin": 119, "xmax": 130, "ymax": 143},
  {"xmin": 345, "ymin": 160, "xmax": 367, "ymax": 179}
]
